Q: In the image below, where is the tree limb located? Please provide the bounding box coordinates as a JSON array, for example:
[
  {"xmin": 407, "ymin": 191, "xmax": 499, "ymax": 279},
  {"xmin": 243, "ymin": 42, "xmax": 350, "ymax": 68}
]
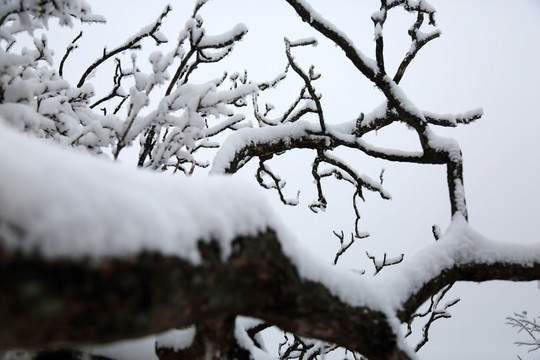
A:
[{"xmin": 0, "ymin": 230, "xmax": 407, "ymax": 360}]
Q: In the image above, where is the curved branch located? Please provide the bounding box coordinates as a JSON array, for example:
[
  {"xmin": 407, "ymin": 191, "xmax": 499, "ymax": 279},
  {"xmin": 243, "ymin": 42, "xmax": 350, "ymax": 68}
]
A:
[
  {"xmin": 391, "ymin": 219, "xmax": 540, "ymax": 321},
  {"xmin": 393, "ymin": 12, "xmax": 441, "ymax": 84},
  {"xmin": 256, "ymin": 158, "xmax": 300, "ymax": 206},
  {"xmin": 398, "ymin": 258, "xmax": 540, "ymax": 323},
  {"xmin": 58, "ymin": 31, "xmax": 83, "ymax": 77}
]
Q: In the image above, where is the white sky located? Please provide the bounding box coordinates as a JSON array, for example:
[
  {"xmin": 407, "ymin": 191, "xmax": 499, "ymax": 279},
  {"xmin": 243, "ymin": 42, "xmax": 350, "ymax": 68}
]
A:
[{"xmin": 42, "ymin": 1, "xmax": 540, "ymax": 359}]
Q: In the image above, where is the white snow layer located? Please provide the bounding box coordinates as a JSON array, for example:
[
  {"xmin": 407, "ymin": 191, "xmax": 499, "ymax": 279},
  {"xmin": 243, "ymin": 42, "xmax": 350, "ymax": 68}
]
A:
[{"xmin": 0, "ymin": 122, "xmax": 275, "ymax": 263}]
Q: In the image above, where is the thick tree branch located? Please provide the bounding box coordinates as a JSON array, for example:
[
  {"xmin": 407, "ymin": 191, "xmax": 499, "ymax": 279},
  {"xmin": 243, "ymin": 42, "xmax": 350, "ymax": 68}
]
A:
[
  {"xmin": 211, "ymin": 122, "xmax": 335, "ymax": 174},
  {"xmin": 0, "ymin": 230, "xmax": 407, "ymax": 360},
  {"xmin": 1, "ymin": 218, "xmax": 538, "ymax": 359},
  {"xmin": 212, "ymin": 120, "xmax": 448, "ymax": 176}
]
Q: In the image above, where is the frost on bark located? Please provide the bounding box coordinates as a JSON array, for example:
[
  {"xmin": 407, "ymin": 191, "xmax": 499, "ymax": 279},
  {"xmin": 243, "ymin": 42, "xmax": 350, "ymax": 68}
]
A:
[{"xmin": 0, "ymin": 1, "xmax": 539, "ymax": 360}]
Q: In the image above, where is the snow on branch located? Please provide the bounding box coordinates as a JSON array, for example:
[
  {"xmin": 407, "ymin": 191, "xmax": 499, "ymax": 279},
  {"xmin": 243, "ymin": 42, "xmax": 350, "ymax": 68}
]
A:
[
  {"xmin": 392, "ymin": 0, "xmax": 440, "ymax": 84},
  {"xmin": 0, "ymin": 0, "xmax": 255, "ymax": 171},
  {"xmin": 366, "ymin": 252, "xmax": 405, "ymax": 275},
  {"xmin": 134, "ymin": 3, "xmax": 252, "ymax": 170},
  {"xmin": 252, "ymin": 64, "xmax": 318, "ymax": 126},
  {"xmin": 1, "ymin": 120, "xmax": 540, "ymax": 359},
  {"xmin": 215, "ymin": 0, "xmax": 479, "ymax": 225},
  {"xmin": 284, "ymin": 37, "xmax": 325, "ymax": 133},
  {"xmin": 211, "ymin": 121, "xmax": 325, "ymax": 174},
  {"xmin": 379, "ymin": 216, "xmax": 540, "ymax": 322},
  {"xmin": 197, "ymin": 24, "xmax": 248, "ymax": 49},
  {"xmin": 333, "ymin": 231, "xmax": 359, "ymax": 266},
  {"xmin": 256, "ymin": 159, "xmax": 300, "ymax": 206},
  {"xmin": 423, "ymin": 108, "xmax": 484, "ymax": 127}
]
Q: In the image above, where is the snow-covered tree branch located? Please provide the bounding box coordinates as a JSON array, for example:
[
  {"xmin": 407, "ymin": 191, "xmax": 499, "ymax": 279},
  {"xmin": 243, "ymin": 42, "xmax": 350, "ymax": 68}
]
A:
[
  {"xmin": 1, "ymin": 124, "xmax": 539, "ymax": 360},
  {"xmin": 0, "ymin": 1, "xmax": 539, "ymax": 359}
]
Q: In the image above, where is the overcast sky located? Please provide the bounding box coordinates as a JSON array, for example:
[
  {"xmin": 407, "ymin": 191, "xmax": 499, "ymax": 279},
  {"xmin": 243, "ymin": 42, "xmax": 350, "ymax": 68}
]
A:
[{"xmin": 47, "ymin": 1, "xmax": 540, "ymax": 359}]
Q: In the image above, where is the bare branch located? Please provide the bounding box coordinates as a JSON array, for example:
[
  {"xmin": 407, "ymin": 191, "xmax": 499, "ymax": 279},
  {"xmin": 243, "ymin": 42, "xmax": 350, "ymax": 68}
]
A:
[
  {"xmin": 284, "ymin": 38, "xmax": 325, "ymax": 133},
  {"xmin": 393, "ymin": 12, "xmax": 441, "ymax": 84},
  {"xmin": 366, "ymin": 252, "xmax": 405, "ymax": 275},
  {"xmin": 58, "ymin": 31, "xmax": 83, "ymax": 77},
  {"xmin": 89, "ymin": 58, "xmax": 130, "ymax": 110},
  {"xmin": 333, "ymin": 231, "xmax": 356, "ymax": 265},
  {"xmin": 256, "ymin": 159, "xmax": 300, "ymax": 206},
  {"xmin": 284, "ymin": 0, "xmax": 379, "ymax": 81},
  {"xmin": 405, "ymin": 284, "xmax": 460, "ymax": 352}
]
